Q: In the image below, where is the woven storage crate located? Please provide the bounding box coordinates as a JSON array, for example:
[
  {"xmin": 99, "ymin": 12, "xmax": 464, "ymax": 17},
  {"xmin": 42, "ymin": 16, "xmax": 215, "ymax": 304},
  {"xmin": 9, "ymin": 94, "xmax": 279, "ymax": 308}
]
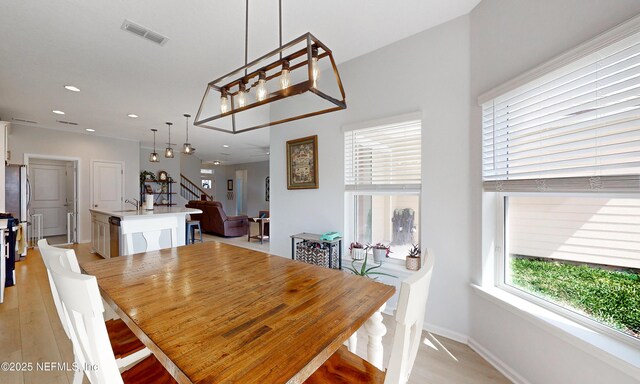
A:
[{"xmin": 295, "ymin": 242, "xmax": 339, "ymax": 269}]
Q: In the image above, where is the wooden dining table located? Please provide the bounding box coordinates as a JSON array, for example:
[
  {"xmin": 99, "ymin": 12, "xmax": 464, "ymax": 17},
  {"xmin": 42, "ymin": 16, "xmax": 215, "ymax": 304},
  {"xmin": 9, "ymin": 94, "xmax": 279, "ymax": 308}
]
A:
[{"xmin": 81, "ymin": 241, "xmax": 395, "ymax": 384}]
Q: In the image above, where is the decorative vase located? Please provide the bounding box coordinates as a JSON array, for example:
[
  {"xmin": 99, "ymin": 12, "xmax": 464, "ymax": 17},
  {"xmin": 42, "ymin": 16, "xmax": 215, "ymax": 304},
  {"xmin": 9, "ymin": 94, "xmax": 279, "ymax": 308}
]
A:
[
  {"xmin": 406, "ymin": 256, "xmax": 421, "ymax": 271},
  {"xmin": 351, "ymin": 248, "xmax": 366, "ymax": 261},
  {"xmin": 372, "ymin": 248, "xmax": 386, "ymax": 263}
]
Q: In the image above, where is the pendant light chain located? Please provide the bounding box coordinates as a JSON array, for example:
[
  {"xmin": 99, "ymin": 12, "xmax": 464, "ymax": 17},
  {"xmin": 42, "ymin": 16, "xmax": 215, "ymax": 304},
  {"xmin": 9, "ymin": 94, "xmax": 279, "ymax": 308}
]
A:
[{"xmin": 244, "ymin": 0, "xmax": 249, "ymax": 76}]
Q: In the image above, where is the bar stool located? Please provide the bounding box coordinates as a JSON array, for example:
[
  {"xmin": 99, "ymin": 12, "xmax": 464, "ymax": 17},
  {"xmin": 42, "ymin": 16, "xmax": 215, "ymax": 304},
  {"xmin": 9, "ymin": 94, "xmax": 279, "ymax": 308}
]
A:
[{"xmin": 186, "ymin": 220, "xmax": 202, "ymax": 244}]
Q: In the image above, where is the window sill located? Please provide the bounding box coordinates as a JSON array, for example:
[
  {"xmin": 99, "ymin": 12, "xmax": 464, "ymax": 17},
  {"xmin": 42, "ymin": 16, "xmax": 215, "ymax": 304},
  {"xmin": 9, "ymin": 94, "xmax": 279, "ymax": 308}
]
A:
[
  {"xmin": 471, "ymin": 284, "xmax": 640, "ymax": 376},
  {"xmin": 341, "ymin": 257, "xmax": 415, "ymax": 278}
]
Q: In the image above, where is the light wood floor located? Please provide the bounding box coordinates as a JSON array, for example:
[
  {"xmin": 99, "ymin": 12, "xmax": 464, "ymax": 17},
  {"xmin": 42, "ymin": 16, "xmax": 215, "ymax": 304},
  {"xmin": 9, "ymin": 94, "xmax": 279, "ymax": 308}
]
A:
[{"xmin": 0, "ymin": 244, "xmax": 510, "ymax": 384}]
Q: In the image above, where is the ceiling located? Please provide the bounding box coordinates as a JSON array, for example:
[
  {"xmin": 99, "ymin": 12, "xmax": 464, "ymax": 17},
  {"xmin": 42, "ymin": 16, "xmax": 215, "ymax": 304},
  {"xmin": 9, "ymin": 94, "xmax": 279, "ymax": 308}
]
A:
[{"xmin": 0, "ymin": 0, "xmax": 480, "ymax": 164}]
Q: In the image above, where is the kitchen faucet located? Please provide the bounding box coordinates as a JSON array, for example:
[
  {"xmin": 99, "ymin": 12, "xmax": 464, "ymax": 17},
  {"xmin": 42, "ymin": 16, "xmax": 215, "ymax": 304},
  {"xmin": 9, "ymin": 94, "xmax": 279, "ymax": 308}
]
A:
[{"xmin": 124, "ymin": 198, "xmax": 139, "ymax": 210}]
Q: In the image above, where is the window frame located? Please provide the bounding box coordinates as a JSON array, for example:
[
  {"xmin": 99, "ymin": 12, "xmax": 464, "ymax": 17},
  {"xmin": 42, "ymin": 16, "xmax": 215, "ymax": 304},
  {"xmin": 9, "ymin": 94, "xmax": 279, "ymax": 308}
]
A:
[
  {"xmin": 343, "ymin": 112, "xmax": 423, "ymax": 265},
  {"xmin": 494, "ymin": 190, "xmax": 640, "ymax": 348},
  {"xmin": 346, "ymin": 189, "xmax": 421, "ymax": 265}
]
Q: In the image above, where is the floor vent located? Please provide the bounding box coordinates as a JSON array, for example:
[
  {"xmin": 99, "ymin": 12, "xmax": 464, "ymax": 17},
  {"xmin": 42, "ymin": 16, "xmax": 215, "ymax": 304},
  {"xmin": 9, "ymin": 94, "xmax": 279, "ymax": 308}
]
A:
[
  {"xmin": 121, "ymin": 20, "xmax": 169, "ymax": 46},
  {"xmin": 57, "ymin": 120, "xmax": 78, "ymax": 126}
]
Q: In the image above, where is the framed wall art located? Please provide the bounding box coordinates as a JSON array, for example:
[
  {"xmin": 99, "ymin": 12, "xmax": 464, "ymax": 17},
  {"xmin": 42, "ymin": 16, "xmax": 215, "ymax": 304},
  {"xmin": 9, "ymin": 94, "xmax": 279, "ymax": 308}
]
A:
[{"xmin": 286, "ymin": 135, "xmax": 318, "ymax": 190}]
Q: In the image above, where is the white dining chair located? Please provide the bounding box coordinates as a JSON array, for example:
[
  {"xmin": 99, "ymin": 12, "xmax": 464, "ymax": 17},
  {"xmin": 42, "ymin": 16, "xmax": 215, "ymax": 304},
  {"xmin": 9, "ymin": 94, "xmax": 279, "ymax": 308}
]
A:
[
  {"xmin": 47, "ymin": 251, "xmax": 177, "ymax": 384},
  {"xmin": 120, "ymin": 216, "xmax": 178, "ymax": 255},
  {"xmin": 305, "ymin": 249, "xmax": 435, "ymax": 384},
  {"xmin": 38, "ymin": 239, "xmax": 150, "ymax": 373}
]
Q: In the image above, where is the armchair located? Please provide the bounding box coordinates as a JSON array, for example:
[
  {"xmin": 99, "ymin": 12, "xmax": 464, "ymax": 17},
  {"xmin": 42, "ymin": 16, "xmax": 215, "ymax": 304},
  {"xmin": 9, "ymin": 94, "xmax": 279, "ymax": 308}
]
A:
[{"xmin": 185, "ymin": 201, "xmax": 248, "ymax": 237}]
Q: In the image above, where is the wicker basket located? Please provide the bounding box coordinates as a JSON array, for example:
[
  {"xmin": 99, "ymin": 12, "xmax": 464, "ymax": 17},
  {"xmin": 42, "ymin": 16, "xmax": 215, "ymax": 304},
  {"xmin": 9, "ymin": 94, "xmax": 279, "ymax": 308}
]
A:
[{"xmin": 295, "ymin": 242, "xmax": 339, "ymax": 269}]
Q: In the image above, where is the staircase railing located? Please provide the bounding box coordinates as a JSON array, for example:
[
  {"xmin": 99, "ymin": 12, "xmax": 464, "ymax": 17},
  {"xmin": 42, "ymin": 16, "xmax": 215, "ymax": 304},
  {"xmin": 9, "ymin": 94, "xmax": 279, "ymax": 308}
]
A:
[{"xmin": 180, "ymin": 174, "xmax": 213, "ymax": 201}]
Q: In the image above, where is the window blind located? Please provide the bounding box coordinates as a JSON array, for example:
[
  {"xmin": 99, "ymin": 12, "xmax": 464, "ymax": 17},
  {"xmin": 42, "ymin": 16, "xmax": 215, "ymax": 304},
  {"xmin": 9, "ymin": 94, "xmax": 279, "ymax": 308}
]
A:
[
  {"xmin": 482, "ymin": 30, "xmax": 640, "ymax": 184},
  {"xmin": 344, "ymin": 120, "xmax": 421, "ymax": 190}
]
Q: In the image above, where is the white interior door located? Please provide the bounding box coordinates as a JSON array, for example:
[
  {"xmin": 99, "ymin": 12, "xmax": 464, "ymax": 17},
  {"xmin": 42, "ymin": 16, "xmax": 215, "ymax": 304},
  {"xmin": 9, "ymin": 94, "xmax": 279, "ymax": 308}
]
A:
[
  {"xmin": 30, "ymin": 163, "xmax": 67, "ymax": 236},
  {"xmin": 92, "ymin": 161, "xmax": 123, "ymax": 211}
]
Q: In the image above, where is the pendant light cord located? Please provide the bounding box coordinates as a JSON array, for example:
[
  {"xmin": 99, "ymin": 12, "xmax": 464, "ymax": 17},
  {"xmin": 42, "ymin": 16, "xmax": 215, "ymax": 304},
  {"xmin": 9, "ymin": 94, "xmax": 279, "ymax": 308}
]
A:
[{"xmin": 279, "ymin": 0, "xmax": 283, "ymax": 59}]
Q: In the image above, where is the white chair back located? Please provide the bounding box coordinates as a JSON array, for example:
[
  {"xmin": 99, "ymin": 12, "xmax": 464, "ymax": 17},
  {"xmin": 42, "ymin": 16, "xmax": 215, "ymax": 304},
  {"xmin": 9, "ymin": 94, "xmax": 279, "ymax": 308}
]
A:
[
  {"xmin": 120, "ymin": 216, "xmax": 178, "ymax": 255},
  {"xmin": 48, "ymin": 253, "xmax": 124, "ymax": 384},
  {"xmin": 38, "ymin": 239, "xmax": 81, "ymax": 339},
  {"xmin": 384, "ymin": 249, "xmax": 435, "ymax": 384}
]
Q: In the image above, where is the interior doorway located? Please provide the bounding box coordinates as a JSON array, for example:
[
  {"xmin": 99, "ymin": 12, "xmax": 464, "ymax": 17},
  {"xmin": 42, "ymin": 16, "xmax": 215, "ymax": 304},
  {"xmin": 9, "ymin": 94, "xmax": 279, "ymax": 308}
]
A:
[
  {"xmin": 235, "ymin": 169, "xmax": 248, "ymax": 215},
  {"xmin": 25, "ymin": 155, "xmax": 79, "ymax": 246}
]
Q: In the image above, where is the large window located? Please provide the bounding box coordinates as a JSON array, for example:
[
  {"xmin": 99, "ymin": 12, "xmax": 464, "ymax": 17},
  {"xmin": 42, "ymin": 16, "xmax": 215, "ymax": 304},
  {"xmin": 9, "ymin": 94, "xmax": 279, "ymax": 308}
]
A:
[
  {"xmin": 345, "ymin": 115, "xmax": 421, "ymax": 261},
  {"xmin": 482, "ymin": 27, "xmax": 640, "ymax": 344},
  {"xmin": 503, "ymin": 195, "xmax": 640, "ymax": 341}
]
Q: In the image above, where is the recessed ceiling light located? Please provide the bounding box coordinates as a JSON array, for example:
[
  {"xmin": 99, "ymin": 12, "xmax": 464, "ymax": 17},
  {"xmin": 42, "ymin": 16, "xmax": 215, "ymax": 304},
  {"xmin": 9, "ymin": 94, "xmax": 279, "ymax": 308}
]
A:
[
  {"xmin": 127, "ymin": 114, "xmax": 139, "ymax": 118},
  {"xmin": 213, "ymin": 161, "xmax": 221, "ymax": 165},
  {"xmin": 52, "ymin": 110, "xmax": 65, "ymax": 115},
  {"xmin": 64, "ymin": 85, "xmax": 80, "ymax": 92},
  {"xmin": 223, "ymin": 144, "xmax": 229, "ymax": 148},
  {"xmin": 85, "ymin": 128, "xmax": 95, "ymax": 132},
  {"xmin": 266, "ymin": 152, "xmax": 270, "ymax": 155}
]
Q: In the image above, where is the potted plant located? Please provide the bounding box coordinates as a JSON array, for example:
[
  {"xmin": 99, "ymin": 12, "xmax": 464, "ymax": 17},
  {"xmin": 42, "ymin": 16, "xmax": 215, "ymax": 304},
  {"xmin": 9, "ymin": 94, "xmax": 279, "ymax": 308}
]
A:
[
  {"xmin": 349, "ymin": 242, "xmax": 366, "ymax": 261},
  {"xmin": 368, "ymin": 243, "xmax": 391, "ymax": 263},
  {"xmin": 346, "ymin": 256, "xmax": 396, "ymax": 280},
  {"xmin": 406, "ymin": 243, "xmax": 421, "ymax": 271},
  {"xmin": 140, "ymin": 170, "xmax": 156, "ymax": 184}
]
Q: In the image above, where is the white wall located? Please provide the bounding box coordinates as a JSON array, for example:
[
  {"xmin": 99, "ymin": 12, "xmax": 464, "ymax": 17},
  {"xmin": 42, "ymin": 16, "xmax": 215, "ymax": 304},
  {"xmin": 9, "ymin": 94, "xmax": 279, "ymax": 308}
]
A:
[
  {"xmin": 270, "ymin": 15, "xmax": 472, "ymax": 338},
  {"xmin": 179, "ymin": 152, "xmax": 202, "ymax": 187},
  {"xmin": 9, "ymin": 124, "xmax": 140, "ymax": 242},
  {"xmin": 211, "ymin": 161, "xmax": 269, "ymax": 216},
  {"xmin": 469, "ymin": 1, "xmax": 640, "ymax": 383}
]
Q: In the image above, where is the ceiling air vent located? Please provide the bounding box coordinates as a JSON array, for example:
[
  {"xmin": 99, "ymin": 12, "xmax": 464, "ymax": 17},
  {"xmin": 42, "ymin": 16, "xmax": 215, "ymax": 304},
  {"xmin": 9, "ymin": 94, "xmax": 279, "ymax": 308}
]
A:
[
  {"xmin": 12, "ymin": 117, "xmax": 38, "ymax": 124},
  {"xmin": 57, "ymin": 120, "xmax": 78, "ymax": 126},
  {"xmin": 121, "ymin": 20, "xmax": 169, "ymax": 46}
]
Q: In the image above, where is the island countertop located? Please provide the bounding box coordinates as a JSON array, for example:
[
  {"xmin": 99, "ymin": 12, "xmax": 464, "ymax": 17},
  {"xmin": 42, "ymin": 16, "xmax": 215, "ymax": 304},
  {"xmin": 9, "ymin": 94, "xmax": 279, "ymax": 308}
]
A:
[{"xmin": 89, "ymin": 206, "xmax": 202, "ymax": 219}]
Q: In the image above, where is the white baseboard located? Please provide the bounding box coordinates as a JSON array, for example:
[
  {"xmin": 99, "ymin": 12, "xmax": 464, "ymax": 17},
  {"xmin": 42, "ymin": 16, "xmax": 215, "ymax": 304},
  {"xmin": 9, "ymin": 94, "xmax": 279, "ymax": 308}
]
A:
[
  {"xmin": 468, "ymin": 337, "xmax": 530, "ymax": 384},
  {"xmin": 381, "ymin": 305, "xmax": 469, "ymax": 345},
  {"xmin": 423, "ymin": 322, "xmax": 468, "ymax": 344}
]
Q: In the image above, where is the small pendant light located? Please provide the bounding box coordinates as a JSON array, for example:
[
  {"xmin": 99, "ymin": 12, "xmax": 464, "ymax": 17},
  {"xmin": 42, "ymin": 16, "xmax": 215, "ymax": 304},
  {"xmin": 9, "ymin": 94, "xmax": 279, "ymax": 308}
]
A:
[
  {"xmin": 165, "ymin": 122, "xmax": 174, "ymax": 158},
  {"xmin": 149, "ymin": 129, "xmax": 159, "ymax": 162},
  {"xmin": 182, "ymin": 114, "xmax": 193, "ymax": 154}
]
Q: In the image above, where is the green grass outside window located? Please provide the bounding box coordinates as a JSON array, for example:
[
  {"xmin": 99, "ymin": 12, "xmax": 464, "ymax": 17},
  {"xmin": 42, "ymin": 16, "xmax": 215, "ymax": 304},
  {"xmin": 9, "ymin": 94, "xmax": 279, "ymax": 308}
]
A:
[{"xmin": 510, "ymin": 258, "xmax": 640, "ymax": 340}]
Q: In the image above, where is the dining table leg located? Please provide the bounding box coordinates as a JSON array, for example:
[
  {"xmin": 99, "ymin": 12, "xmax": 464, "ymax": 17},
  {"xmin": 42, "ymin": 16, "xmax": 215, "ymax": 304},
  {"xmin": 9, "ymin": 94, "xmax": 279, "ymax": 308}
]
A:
[{"xmin": 364, "ymin": 303, "xmax": 387, "ymax": 369}]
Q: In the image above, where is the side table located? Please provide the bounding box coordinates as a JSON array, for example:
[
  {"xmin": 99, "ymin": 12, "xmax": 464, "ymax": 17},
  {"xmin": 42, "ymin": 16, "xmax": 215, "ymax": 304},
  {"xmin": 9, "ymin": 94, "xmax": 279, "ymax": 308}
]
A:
[{"xmin": 248, "ymin": 217, "xmax": 270, "ymax": 244}]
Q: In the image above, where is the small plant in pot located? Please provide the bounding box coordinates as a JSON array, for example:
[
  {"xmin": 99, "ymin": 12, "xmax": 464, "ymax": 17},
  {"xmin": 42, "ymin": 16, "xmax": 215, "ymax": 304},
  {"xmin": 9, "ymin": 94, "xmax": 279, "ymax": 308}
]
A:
[
  {"xmin": 140, "ymin": 170, "xmax": 156, "ymax": 184},
  {"xmin": 406, "ymin": 243, "xmax": 421, "ymax": 271},
  {"xmin": 349, "ymin": 242, "xmax": 366, "ymax": 261},
  {"xmin": 368, "ymin": 243, "xmax": 391, "ymax": 263},
  {"xmin": 346, "ymin": 256, "xmax": 396, "ymax": 280}
]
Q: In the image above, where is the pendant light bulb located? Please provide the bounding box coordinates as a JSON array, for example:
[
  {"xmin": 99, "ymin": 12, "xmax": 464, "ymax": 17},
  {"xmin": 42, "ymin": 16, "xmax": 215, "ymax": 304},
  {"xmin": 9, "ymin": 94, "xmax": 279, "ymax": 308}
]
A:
[
  {"xmin": 220, "ymin": 88, "xmax": 229, "ymax": 114},
  {"xmin": 280, "ymin": 61, "xmax": 291, "ymax": 90},
  {"xmin": 237, "ymin": 81, "xmax": 247, "ymax": 108},
  {"xmin": 149, "ymin": 128, "xmax": 159, "ymax": 163},
  {"xmin": 311, "ymin": 46, "xmax": 320, "ymax": 87},
  {"xmin": 182, "ymin": 114, "xmax": 193, "ymax": 155},
  {"xmin": 165, "ymin": 122, "xmax": 174, "ymax": 158},
  {"xmin": 255, "ymin": 71, "xmax": 268, "ymax": 101}
]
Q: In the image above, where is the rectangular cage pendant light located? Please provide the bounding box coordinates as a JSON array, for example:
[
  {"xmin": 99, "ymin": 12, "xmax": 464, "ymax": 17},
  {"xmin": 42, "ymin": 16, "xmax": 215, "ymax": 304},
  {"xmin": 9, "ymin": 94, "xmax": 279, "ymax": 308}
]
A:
[{"xmin": 194, "ymin": 33, "xmax": 346, "ymax": 134}]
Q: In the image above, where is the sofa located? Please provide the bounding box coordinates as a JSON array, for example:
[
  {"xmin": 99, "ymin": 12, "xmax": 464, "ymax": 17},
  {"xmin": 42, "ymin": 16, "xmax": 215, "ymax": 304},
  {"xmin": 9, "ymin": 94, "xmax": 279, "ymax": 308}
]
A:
[{"xmin": 185, "ymin": 201, "xmax": 248, "ymax": 237}]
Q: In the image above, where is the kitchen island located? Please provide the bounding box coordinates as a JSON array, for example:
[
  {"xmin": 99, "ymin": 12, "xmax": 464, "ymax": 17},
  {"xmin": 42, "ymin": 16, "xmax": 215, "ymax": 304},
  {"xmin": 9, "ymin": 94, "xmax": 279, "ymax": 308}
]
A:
[{"xmin": 89, "ymin": 206, "xmax": 202, "ymax": 258}]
